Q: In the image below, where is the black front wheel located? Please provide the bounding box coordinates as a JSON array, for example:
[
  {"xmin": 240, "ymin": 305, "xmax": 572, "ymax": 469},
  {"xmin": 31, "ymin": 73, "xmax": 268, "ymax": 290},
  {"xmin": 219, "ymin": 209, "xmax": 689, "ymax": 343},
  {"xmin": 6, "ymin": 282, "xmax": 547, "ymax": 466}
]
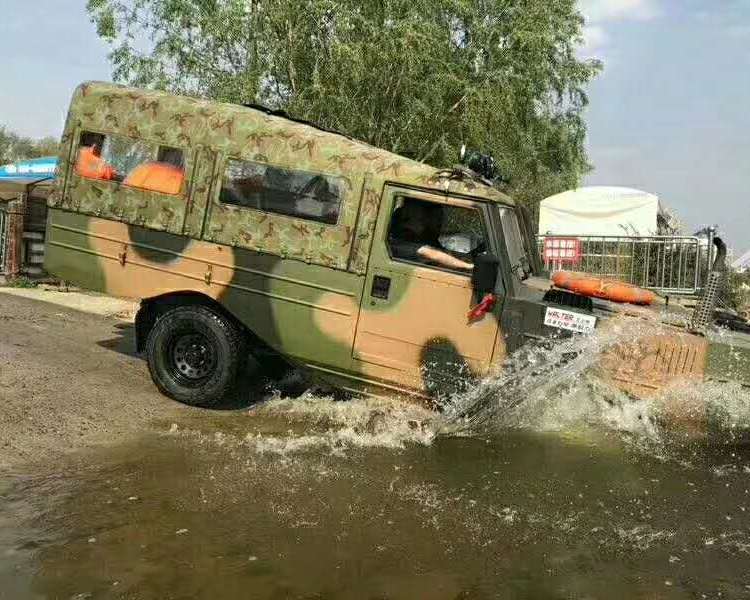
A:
[{"xmin": 146, "ymin": 305, "xmax": 245, "ymax": 407}]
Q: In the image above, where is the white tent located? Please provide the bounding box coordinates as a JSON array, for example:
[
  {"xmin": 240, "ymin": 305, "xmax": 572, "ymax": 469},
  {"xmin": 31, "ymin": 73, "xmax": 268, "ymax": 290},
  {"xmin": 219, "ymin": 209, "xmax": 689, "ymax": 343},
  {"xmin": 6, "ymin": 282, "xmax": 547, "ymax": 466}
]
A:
[
  {"xmin": 733, "ymin": 250, "xmax": 750, "ymax": 273},
  {"xmin": 538, "ymin": 186, "xmax": 664, "ymax": 237}
]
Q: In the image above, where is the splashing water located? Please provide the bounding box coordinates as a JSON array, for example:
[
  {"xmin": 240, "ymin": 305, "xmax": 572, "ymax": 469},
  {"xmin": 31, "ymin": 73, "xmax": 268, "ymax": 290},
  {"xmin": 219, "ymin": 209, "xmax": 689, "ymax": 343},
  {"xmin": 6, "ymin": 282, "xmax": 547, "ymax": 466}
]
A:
[
  {"xmin": 167, "ymin": 393, "xmax": 439, "ymax": 456},
  {"xmin": 166, "ymin": 314, "xmax": 750, "ymax": 456},
  {"xmin": 440, "ymin": 318, "xmax": 653, "ymax": 434},
  {"xmin": 439, "ymin": 316, "xmax": 750, "ymax": 444},
  {"xmin": 248, "ymin": 394, "xmax": 438, "ymax": 451}
]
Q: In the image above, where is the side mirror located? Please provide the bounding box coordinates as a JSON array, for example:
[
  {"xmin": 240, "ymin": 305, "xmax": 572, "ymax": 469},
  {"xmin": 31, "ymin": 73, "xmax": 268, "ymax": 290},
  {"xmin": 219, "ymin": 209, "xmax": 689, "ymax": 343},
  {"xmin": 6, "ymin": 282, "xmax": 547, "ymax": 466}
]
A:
[{"xmin": 472, "ymin": 253, "xmax": 500, "ymax": 297}]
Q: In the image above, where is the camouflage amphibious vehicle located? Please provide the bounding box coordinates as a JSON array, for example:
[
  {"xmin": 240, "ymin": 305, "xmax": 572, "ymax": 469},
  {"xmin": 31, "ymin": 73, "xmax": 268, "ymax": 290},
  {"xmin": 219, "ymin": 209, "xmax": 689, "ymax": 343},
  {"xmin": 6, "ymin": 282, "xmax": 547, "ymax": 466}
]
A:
[{"xmin": 45, "ymin": 82, "xmax": 750, "ymax": 409}]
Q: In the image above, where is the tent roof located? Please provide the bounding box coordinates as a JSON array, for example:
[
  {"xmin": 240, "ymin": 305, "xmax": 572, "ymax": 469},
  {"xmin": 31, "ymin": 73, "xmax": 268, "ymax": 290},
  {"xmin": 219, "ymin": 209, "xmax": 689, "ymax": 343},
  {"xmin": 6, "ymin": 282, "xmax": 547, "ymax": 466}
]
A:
[
  {"xmin": 733, "ymin": 250, "xmax": 750, "ymax": 270},
  {"xmin": 541, "ymin": 186, "xmax": 662, "ymax": 209},
  {"xmin": 0, "ymin": 178, "xmax": 54, "ymax": 201},
  {"xmin": 538, "ymin": 186, "xmax": 665, "ymax": 237},
  {"xmin": 0, "ymin": 156, "xmax": 57, "ymax": 178}
]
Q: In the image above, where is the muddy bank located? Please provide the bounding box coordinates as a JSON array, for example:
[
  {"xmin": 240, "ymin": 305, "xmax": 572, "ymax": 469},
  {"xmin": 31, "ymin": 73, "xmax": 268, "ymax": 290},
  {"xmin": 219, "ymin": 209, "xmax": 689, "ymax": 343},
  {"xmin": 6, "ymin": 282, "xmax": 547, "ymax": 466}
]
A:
[
  {"xmin": 0, "ymin": 291, "xmax": 433, "ymax": 469},
  {"xmin": 0, "ymin": 292, "xmax": 185, "ymax": 468}
]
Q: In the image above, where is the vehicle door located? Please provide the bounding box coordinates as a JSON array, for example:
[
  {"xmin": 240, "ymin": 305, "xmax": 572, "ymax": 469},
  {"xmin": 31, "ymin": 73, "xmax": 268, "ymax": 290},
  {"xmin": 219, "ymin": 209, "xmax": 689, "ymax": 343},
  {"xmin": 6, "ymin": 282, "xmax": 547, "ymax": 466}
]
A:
[{"xmin": 352, "ymin": 185, "xmax": 504, "ymax": 396}]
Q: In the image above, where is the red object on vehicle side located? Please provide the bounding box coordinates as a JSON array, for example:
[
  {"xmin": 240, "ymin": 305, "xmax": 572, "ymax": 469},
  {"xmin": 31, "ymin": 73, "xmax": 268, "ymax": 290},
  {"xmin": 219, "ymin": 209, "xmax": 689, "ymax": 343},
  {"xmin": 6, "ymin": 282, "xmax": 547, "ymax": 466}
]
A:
[
  {"xmin": 552, "ymin": 271, "xmax": 656, "ymax": 306},
  {"xmin": 468, "ymin": 293, "xmax": 497, "ymax": 322}
]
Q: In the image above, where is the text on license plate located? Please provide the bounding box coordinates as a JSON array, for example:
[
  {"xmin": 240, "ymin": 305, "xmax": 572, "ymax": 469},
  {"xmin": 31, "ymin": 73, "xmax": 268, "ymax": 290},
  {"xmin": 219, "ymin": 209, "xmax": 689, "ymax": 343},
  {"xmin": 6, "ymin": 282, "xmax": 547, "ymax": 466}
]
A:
[{"xmin": 544, "ymin": 307, "xmax": 597, "ymax": 334}]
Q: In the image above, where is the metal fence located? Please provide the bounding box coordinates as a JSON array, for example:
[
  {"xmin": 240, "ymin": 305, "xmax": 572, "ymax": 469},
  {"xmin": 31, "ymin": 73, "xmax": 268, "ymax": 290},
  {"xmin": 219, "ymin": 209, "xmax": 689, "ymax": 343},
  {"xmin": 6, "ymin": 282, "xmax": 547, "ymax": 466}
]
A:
[
  {"xmin": 538, "ymin": 235, "xmax": 712, "ymax": 296},
  {"xmin": 0, "ymin": 203, "xmax": 7, "ymax": 274}
]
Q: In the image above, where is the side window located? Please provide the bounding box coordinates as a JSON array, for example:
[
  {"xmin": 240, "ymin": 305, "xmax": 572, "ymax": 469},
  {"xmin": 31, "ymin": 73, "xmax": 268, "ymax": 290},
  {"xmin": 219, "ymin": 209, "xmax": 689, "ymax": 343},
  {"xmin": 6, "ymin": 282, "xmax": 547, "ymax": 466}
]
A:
[
  {"xmin": 75, "ymin": 131, "xmax": 186, "ymax": 196},
  {"xmin": 387, "ymin": 196, "xmax": 487, "ymax": 274},
  {"xmin": 219, "ymin": 159, "xmax": 343, "ymax": 225}
]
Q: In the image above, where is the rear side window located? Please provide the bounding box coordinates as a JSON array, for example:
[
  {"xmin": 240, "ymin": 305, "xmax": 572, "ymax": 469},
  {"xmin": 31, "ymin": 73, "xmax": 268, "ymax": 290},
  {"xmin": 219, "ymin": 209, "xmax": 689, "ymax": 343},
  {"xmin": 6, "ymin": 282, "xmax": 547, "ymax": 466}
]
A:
[
  {"xmin": 75, "ymin": 131, "xmax": 185, "ymax": 196},
  {"xmin": 219, "ymin": 159, "xmax": 343, "ymax": 225}
]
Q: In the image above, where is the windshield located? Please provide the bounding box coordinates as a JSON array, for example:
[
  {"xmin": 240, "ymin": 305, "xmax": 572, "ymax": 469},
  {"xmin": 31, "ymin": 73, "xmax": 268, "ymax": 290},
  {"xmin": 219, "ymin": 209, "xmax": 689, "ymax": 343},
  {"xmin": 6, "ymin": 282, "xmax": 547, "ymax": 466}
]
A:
[{"xmin": 499, "ymin": 207, "xmax": 532, "ymax": 281}]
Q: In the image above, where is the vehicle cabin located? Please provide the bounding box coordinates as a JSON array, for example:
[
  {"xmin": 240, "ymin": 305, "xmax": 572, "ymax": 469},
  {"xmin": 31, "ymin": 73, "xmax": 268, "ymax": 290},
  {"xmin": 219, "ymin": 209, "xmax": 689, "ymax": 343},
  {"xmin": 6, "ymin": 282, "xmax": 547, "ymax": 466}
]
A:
[{"xmin": 46, "ymin": 82, "xmax": 536, "ymax": 406}]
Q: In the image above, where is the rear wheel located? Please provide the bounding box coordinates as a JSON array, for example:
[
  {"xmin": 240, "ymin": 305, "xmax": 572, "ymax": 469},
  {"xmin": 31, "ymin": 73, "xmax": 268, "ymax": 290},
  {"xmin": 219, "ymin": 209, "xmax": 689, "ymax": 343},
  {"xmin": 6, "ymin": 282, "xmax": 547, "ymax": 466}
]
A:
[{"xmin": 145, "ymin": 305, "xmax": 245, "ymax": 407}]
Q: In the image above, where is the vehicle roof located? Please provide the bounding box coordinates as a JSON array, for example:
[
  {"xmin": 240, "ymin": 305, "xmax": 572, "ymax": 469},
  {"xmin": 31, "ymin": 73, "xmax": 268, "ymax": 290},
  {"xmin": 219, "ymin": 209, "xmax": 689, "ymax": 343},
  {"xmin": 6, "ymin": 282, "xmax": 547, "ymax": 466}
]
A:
[{"xmin": 69, "ymin": 82, "xmax": 514, "ymax": 207}]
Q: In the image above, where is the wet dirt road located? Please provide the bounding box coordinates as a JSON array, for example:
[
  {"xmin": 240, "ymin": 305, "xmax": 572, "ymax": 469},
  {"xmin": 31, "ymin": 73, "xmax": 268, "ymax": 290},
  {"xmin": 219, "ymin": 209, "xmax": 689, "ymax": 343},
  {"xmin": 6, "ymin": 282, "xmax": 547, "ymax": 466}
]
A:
[
  {"xmin": 0, "ymin": 292, "xmax": 187, "ymax": 467},
  {"xmin": 3, "ymin": 293, "xmax": 750, "ymax": 599}
]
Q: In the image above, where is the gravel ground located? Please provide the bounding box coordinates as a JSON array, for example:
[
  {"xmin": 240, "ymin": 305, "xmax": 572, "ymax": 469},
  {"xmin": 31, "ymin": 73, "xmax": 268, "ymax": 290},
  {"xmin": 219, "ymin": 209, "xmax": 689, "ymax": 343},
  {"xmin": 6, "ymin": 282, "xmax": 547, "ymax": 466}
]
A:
[{"xmin": 0, "ymin": 291, "xmax": 189, "ymax": 469}]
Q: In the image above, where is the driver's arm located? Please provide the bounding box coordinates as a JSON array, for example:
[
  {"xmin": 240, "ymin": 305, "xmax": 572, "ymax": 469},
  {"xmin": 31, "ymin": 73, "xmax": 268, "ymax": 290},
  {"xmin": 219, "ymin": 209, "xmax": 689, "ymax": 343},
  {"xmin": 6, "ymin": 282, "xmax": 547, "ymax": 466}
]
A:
[{"xmin": 417, "ymin": 245, "xmax": 474, "ymax": 271}]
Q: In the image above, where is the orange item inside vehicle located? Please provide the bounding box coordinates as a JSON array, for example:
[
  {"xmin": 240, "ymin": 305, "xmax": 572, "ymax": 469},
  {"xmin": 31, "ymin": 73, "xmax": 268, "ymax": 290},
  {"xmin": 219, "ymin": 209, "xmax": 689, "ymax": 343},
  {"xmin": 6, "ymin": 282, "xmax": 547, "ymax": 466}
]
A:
[
  {"xmin": 124, "ymin": 162, "xmax": 184, "ymax": 195},
  {"xmin": 76, "ymin": 146, "xmax": 118, "ymax": 181},
  {"xmin": 552, "ymin": 271, "xmax": 656, "ymax": 306}
]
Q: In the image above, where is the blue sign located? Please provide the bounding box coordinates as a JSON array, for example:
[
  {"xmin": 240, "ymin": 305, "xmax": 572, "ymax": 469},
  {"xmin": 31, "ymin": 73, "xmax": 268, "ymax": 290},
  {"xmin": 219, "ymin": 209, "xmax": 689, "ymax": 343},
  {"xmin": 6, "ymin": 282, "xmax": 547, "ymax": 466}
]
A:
[{"xmin": 0, "ymin": 157, "xmax": 58, "ymax": 179}]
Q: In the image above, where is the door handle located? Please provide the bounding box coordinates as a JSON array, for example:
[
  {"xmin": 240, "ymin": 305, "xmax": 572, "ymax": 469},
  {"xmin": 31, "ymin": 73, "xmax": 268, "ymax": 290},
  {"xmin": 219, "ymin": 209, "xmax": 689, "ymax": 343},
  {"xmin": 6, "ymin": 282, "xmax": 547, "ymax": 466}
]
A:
[{"xmin": 371, "ymin": 275, "xmax": 391, "ymax": 300}]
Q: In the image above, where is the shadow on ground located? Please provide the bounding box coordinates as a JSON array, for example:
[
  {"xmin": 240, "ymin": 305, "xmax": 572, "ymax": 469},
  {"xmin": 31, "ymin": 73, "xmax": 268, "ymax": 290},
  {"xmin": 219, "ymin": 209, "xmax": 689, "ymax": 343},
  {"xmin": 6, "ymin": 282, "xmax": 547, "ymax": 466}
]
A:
[{"xmin": 96, "ymin": 322, "xmax": 138, "ymax": 357}]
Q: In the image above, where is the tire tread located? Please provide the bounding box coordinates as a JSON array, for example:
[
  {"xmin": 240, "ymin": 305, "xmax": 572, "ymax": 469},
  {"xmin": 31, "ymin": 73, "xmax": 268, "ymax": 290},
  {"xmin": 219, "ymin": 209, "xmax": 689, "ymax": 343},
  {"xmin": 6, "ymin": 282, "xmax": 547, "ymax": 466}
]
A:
[{"xmin": 145, "ymin": 305, "xmax": 245, "ymax": 407}]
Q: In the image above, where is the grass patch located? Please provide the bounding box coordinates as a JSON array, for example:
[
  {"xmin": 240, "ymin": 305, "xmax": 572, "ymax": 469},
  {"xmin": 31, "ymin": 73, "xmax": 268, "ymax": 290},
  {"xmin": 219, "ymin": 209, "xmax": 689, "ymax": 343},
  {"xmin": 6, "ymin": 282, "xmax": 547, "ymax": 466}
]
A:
[{"xmin": 3, "ymin": 276, "xmax": 38, "ymax": 289}]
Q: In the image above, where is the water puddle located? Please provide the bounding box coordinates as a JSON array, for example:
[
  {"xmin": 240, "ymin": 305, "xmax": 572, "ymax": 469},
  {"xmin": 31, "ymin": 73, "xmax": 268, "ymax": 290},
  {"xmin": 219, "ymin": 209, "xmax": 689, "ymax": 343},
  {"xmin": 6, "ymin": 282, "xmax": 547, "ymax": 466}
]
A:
[
  {"xmin": 4, "ymin": 427, "xmax": 750, "ymax": 599},
  {"xmin": 3, "ymin": 321, "xmax": 750, "ymax": 598}
]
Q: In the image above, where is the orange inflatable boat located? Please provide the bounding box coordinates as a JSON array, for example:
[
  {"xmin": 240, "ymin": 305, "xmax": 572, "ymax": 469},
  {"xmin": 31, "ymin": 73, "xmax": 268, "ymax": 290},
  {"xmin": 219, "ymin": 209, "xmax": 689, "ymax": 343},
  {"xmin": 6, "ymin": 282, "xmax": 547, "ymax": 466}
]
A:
[{"xmin": 552, "ymin": 271, "xmax": 657, "ymax": 306}]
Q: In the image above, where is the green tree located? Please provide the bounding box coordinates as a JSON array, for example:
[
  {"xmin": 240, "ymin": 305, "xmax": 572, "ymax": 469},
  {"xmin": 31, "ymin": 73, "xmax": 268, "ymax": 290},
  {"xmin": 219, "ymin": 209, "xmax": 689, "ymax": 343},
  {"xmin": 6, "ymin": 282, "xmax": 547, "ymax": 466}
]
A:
[
  {"xmin": 87, "ymin": 0, "xmax": 601, "ymax": 203},
  {"xmin": 726, "ymin": 268, "xmax": 750, "ymax": 314},
  {"xmin": 32, "ymin": 136, "xmax": 63, "ymax": 158},
  {"xmin": 0, "ymin": 126, "xmax": 26, "ymax": 164},
  {"xmin": 0, "ymin": 126, "xmax": 60, "ymax": 164}
]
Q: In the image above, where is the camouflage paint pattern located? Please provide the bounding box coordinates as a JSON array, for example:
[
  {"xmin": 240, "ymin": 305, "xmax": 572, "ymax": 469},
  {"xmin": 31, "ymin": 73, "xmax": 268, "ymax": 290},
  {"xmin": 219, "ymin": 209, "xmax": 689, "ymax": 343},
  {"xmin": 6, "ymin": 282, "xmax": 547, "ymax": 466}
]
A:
[
  {"xmin": 46, "ymin": 82, "xmax": 513, "ymax": 401},
  {"xmin": 46, "ymin": 82, "xmax": 748, "ymax": 411},
  {"xmin": 49, "ymin": 82, "xmax": 514, "ymax": 274},
  {"xmin": 351, "ymin": 186, "xmax": 505, "ymax": 393}
]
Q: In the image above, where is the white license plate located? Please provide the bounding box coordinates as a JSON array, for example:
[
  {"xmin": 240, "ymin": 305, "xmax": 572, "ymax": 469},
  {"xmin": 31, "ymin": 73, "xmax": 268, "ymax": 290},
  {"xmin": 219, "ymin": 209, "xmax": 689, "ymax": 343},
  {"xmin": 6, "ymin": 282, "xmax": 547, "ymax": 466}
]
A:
[{"xmin": 544, "ymin": 307, "xmax": 597, "ymax": 334}]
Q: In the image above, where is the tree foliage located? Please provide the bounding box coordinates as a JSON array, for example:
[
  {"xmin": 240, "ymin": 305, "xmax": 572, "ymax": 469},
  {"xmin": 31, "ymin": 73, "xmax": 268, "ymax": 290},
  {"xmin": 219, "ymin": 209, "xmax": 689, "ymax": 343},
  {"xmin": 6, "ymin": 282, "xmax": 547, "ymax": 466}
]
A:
[
  {"xmin": 87, "ymin": 0, "xmax": 601, "ymax": 204},
  {"xmin": 726, "ymin": 269, "xmax": 750, "ymax": 313},
  {"xmin": 0, "ymin": 126, "xmax": 60, "ymax": 164}
]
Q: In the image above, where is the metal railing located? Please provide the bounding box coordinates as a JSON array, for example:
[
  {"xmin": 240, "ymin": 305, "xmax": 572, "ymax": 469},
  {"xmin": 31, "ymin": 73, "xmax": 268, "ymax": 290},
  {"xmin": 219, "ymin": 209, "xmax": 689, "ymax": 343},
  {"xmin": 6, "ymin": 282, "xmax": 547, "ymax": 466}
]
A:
[
  {"xmin": 0, "ymin": 203, "xmax": 7, "ymax": 274},
  {"xmin": 538, "ymin": 235, "xmax": 712, "ymax": 296}
]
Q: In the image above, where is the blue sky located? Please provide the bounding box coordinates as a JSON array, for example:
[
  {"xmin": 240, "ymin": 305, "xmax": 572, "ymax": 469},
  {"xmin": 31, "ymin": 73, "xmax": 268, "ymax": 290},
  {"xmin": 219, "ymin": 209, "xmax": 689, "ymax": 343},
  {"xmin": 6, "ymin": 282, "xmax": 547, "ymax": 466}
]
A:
[
  {"xmin": 0, "ymin": 0, "xmax": 748, "ymax": 251},
  {"xmin": 581, "ymin": 0, "xmax": 750, "ymax": 251}
]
